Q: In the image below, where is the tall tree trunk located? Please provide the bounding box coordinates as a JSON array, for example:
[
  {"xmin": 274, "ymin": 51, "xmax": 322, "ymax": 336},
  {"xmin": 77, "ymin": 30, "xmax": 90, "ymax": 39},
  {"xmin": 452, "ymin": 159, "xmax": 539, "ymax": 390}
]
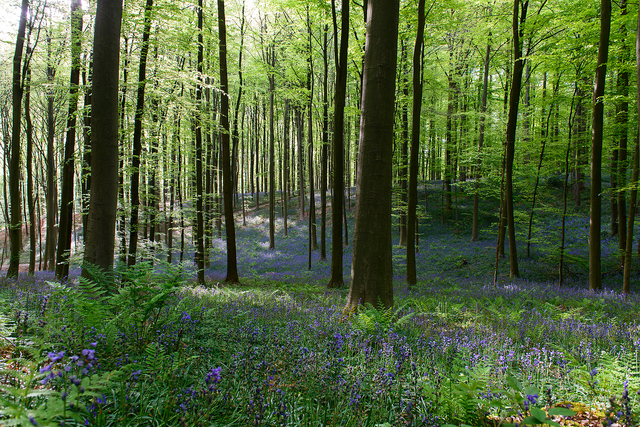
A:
[
  {"xmin": 347, "ymin": 0, "xmax": 399, "ymax": 310},
  {"xmin": 127, "ymin": 0, "xmax": 153, "ymax": 267},
  {"xmin": 283, "ymin": 100, "xmax": 290, "ymax": 236},
  {"xmin": 56, "ymin": 0, "xmax": 83, "ymax": 280},
  {"xmin": 82, "ymin": 0, "xmax": 123, "ymax": 280},
  {"xmin": 307, "ymin": 11, "xmax": 317, "ymax": 252},
  {"xmin": 320, "ymin": 24, "xmax": 328, "ymax": 260},
  {"xmin": 623, "ymin": 8, "xmax": 640, "ymax": 293},
  {"xmin": 194, "ymin": 0, "xmax": 205, "ymax": 284},
  {"xmin": 399, "ymin": 43, "xmax": 409, "ymax": 246},
  {"xmin": 504, "ymin": 0, "xmax": 528, "ymax": 278},
  {"xmin": 472, "ymin": 37, "xmax": 490, "ymax": 243},
  {"xmin": 617, "ymin": 0, "xmax": 629, "ymax": 264},
  {"xmin": 328, "ymin": 0, "xmax": 349, "ymax": 289},
  {"xmin": 7, "ymin": 0, "xmax": 29, "ymax": 279},
  {"xmin": 25, "ymin": 48, "xmax": 35, "ymax": 275},
  {"xmin": 406, "ymin": 0, "xmax": 426, "ymax": 288},
  {"xmin": 81, "ymin": 58, "xmax": 92, "ymax": 238},
  {"xmin": 45, "ymin": 33, "xmax": 56, "ymax": 271},
  {"xmin": 218, "ymin": 0, "xmax": 239, "ymax": 283},
  {"xmin": 527, "ymin": 74, "xmax": 559, "ymax": 258},
  {"xmin": 268, "ymin": 43, "xmax": 276, "ymax": 249},
  {"xmin": 560, "ymin": 84, "xmax": 579, "ymax": 285},
  {"xmin": 589, "ymin": 0, "xmax": 611, "ymax": 292}
]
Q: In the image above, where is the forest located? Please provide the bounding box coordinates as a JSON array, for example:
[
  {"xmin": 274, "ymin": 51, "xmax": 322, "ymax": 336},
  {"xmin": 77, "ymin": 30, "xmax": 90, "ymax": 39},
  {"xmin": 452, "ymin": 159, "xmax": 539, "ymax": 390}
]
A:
[{"xmin": 2, "ymin": 0, "xmax": 640, "ymax": 425}]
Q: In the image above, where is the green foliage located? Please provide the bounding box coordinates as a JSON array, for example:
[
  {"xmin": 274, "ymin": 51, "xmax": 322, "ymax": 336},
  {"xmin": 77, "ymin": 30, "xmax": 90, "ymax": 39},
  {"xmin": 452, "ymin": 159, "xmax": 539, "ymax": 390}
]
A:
[{"xmin": 352, "ymin": 300, "xmax": 415, "ymax": 333}]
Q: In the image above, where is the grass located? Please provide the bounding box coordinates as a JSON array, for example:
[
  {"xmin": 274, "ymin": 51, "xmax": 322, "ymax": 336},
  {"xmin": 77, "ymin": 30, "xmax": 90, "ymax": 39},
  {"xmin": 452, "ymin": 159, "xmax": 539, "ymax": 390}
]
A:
[{"xmin": 2, "ymin": 181, "xmax": 640, "ymax": 426}]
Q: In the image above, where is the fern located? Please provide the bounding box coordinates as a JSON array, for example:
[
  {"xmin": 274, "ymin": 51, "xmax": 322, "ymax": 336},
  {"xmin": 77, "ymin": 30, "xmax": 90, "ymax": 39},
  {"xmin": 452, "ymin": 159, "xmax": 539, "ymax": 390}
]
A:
[{"xmin": 353, "ymin": 300, "xmax": 416, "ymax": 333}]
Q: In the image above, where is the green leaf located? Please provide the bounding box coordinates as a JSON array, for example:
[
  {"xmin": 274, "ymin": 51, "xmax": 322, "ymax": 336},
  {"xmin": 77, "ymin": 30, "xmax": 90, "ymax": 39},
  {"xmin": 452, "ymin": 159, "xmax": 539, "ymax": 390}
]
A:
[
  {"xmin": 522, "ymin": 416, "xmax": 543, "ymax": 425},
  {"xmin": 531, "ymin": 407, "xmax": 547, "ymax": 422},
  {"xmin": 548, "ymin": 407, "xmax": 576, "ymax": 416}
]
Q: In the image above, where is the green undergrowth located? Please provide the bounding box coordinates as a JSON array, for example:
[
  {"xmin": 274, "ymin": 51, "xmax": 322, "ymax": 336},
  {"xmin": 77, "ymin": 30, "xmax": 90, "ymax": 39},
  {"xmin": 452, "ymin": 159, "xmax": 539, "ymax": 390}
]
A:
[{"xmin": 1, "ymin": 266, "xmax": 640, "ymax": 426}]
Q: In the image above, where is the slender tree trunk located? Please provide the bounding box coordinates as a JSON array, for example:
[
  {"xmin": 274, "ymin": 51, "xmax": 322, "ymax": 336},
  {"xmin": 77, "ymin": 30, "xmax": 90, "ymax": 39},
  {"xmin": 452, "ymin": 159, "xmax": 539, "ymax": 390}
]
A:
[
  {"xmin": 81, "ymin": 59, "xmax": 92, "ymax": 238},
  {"xmin": 127, "ymin": 0, "xmax": 153, "ymax": 267},
  {"xmin": 589, "ymin": 0, "xmax": 611, "ymax": 292},
  {"xmin": 56, "ymin": 0, "xmax": 83, "ymax": 280},
  {"xmin": 623, "ymin": 10, "xmax": 640, "ymax": 292},
  {"xmin": 347, "ymin": 0, "xmax": 399, "ymax": 310},
  {"xmin": 399, "ymin": 43, "xmax": 409, "ymax": 246},
  {"xmin": 45, "ymin": 33, "xmax": 56, "ymax": 271},
  {"xmin": 617, "ymin": 0, "xmax": 629, "ymax": 264},
  {"xmin": 472, "ymin": 37, "xmax": 490, "ymax": 243},
  {"xmin": 268, "ymin": 43, "xmax": 276, "ymax": 249},
  {"xmin": 25, "ymin": 49, "xmax": 35, "ymax": 275},
  {"xmin": 82, "ymin": 0, "xmax": 122, "ymax": 280},
  {"xmin": 504, "ymin": 0, "xmax": 528, "ymax": 278},
  {"xmin": 194, "ymin": 0, "xmax": 205, "ymax": 284},
  {"xmin": 284, "ymin": 100, "xmax": 290, "ymax": 236},
  {"xmin": 527, "ymin": 75, "xmax": 559, "ymax": 258},
  {"xmin": 308, "ymin": 11, "xmax": 317, "ymax": 251},
  {"xmin": 320, "ymin": 24, "xmax": 328, "ymax": 260},
  {"xmin": 328, "ymin": 0, "xmax": 349, "ymax": 289},
  {"xmin": 406, "ymin": 0, "xmax": 425, "ymax": 288},
  {"xmin": 218, "ymin": 0, "xmax": 239, "ymax": 283},
  {"xmin": 7, "ymin": 0, "xmax": 29, "ymax": 279}
]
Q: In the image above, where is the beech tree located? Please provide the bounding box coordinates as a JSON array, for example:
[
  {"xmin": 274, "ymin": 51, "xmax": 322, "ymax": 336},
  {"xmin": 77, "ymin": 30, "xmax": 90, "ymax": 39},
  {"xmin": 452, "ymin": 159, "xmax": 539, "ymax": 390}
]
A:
[
  {"xmin": 55, "ymin": 0, "xmax": 83, "ymax": 280},
  {"xmin": 6, "ymin": 0, "xmax": 29, "ymax": 279},
  {"xmin": 347, "ymin": 0, "xmax": 399, "ymax": 310},
  {"xmin": 589, "ymin": 0, "xmax": 611, "ymax": 292},
  {"xmin": 82, "ymin": 0, "xmax": 123, "ymax": 279}
]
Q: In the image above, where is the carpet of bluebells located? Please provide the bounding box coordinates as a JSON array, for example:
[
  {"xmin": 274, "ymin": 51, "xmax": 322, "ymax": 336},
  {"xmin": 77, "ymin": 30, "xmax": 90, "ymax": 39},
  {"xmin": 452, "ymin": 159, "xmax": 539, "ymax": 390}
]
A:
[{"xmin": 2, "ymin": 182, "xmax": 640, "ymax": 426}]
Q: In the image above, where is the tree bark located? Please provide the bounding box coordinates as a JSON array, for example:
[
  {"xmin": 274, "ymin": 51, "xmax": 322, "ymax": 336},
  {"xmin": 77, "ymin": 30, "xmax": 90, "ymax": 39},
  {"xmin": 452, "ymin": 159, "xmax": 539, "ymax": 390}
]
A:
[
  {"xmin": 623, "ymin": 6, "xmax": 640, "ymax": 293},
  {"xmin": 589, "ymin": 0, "xmax": 611, "ymax": 292},
  {"xmin": 504, "ymin": 0, "xmax": 528, "ymax": 278},
  {"xmin": 472, "ymin": 37, "xmax": 490, "ymax": 243},
  {"xmin": 82, "ymin": 0, "xmax": 123, "ymax": 280},
  {"xmin": 328, "ymin": 0, "xmax": 349, "ymax": 289},
  {"xmin": 7, "ymin": 0, "xmax": 29, "ymax": 279},
  {"xmin": 320, "ymin": 24, "xmax": 329, "ymax": 260},
  {"xmin": 194, "ymin": 0, "xmax": 205, "ymax": 284},
  {"xmin": 56, "ymin": 0, "xmax": 83, "ymax": 280},
  {"xmin": 347, "ymin": 0, "xmax": 399, "ymax": 310},
  {"xmin": 218, "ymin": 0, "xmax": 239, "ymax": 283},
  {"xmin": 45, "ymin": 33, "xmax": 56, "ymax": 271},
  {"xmin": 127, "ymin": 0, "xmax": 153, "ymax": 267},
  {"xmin": 25, "ymin": 48, "xmax": 35, "ymax": 275},
  {"xmin": 406, "ymin": 0, "xmax": 425, "ymax": 288}
]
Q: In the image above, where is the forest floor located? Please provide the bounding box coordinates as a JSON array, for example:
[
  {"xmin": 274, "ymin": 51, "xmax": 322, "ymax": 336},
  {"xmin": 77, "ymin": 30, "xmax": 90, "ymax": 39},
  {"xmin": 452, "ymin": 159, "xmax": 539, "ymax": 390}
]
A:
[{"xmin": 2, "ymin": 180, "xmax": 640, "ymax": 426}]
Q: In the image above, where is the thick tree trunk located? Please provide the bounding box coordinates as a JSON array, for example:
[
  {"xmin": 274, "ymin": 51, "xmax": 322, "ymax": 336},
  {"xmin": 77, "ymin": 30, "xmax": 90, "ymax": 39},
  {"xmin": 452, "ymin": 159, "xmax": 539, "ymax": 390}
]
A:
[
  {"xmin": 406, "ymin": 0, "xmax": 425, "ymax": 288},
  {"xmin": 589, "ymin": 0, "xmax": 611, "ymax": 292},
  {"xmin": 7, "ymin": 0, "xmax": 29, "ymax": 279},
  {"xmin": 82, "ymin": 0, "xmax": 123, "ymax": 280},
  {"xmin": 347, "ymin": 0, "xmax": 399, "ymax": 310},
  {"xmin": 218, "ymin": 0, "xmax": 239, "ymax": 283},
  {"xmin": 127, "ymin": 0, "xmax": 153, "ymax": 267},
  {"xmin": 56, "ymin": 0, "xmax": 83, "ymax": 280},
  {"xmin": 328, "ymin": 0, "xmax": 349, "ymax": 289}
]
